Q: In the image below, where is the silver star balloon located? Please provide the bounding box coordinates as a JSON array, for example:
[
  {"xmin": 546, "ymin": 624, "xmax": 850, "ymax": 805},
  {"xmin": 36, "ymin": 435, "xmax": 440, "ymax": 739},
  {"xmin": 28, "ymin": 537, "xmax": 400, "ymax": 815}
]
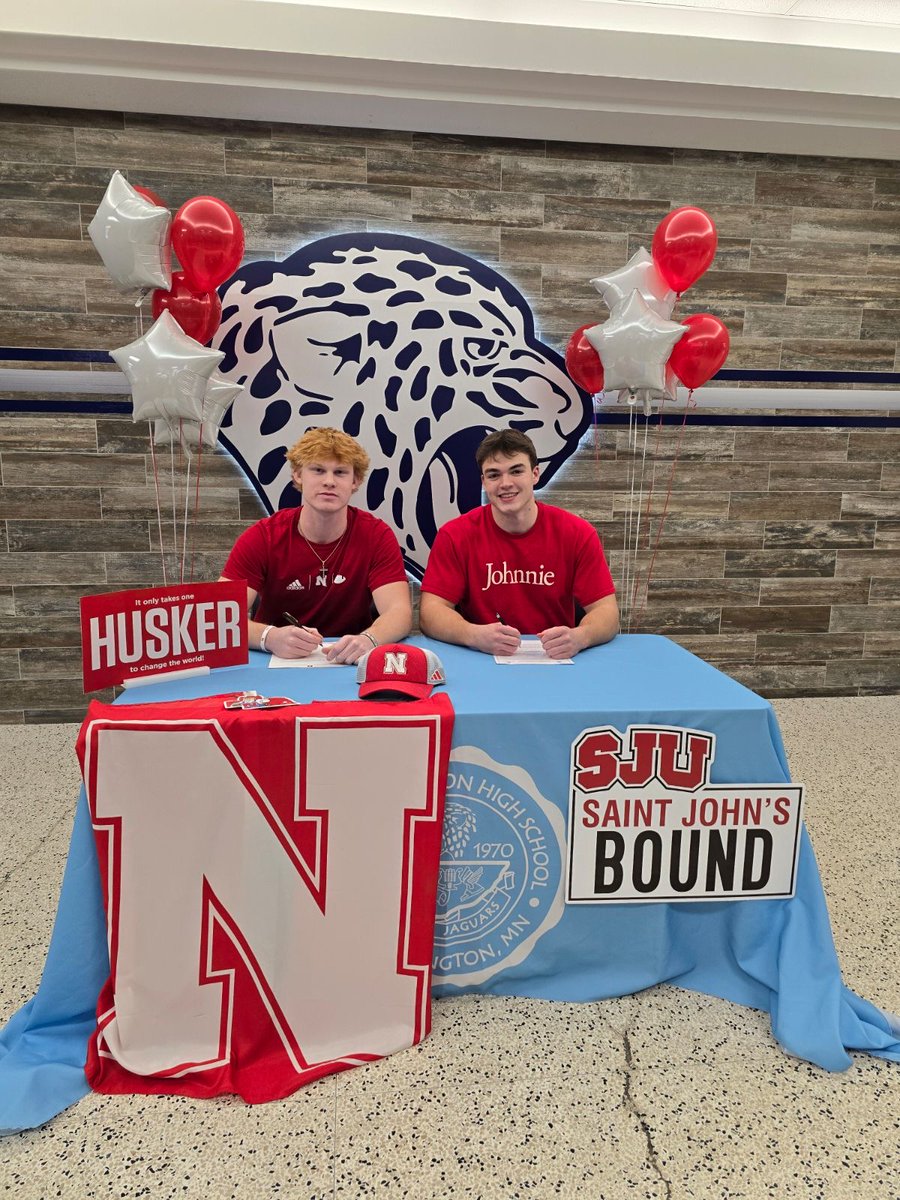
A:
[
  {"xmin": 88, "ymin": 171, "xmax": 172, "ymax": 292},
  {"xmin": 591, "ymin": 247, "xmax": 676, "ymax": 319},
  {"xmin": 153, "ymin": 372, "xmax": 242, "ymax": 457},
  {"xmin": 112, "ymin": 311, "xmax": 225, "ymax": 425},
  {"xmin": 201, "ymin": 370, "xmax": 244, "ymax": 430},
  {"xmin": 617, "ymin": 364, "xmax": 679, "ymax": 406},
  {"xmin": 585, "ymin": 291, "xmax": 686, "ymax": 394}
]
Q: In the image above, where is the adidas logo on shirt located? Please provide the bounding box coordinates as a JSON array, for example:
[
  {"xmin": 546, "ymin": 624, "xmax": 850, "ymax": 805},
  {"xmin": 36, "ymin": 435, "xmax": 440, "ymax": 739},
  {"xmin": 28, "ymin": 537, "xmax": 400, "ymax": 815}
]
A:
[{"xmin": 287, "ymin": 579, "xmax": 304, "ymax": 591}]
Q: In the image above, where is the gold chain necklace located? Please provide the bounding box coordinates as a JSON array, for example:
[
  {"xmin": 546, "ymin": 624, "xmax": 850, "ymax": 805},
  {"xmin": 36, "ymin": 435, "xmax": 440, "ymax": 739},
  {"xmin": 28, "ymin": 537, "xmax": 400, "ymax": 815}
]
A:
[{"xmin": 297, "ymin": 514, "xmax": 348, "ymax": 584}]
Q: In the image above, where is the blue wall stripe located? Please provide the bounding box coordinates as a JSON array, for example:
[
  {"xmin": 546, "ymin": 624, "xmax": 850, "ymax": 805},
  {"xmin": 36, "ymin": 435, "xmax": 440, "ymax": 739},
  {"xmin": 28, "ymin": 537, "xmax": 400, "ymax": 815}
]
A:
[
  {"xmin": 1, "ymin": 349, "xmax": 898, "ymax": 428},
  {"xmin": 0, "ymin": 399, "xmax": 134, "ymax": 415},
  {"xmin": 3, "ymin": 400, "xmax": 897, "ymax": 429},
  {"xmin": 592, "ymin": 413, "xmax": 899, "ymax": 429},
  {"xmin": 0, "ymin": 347, "xmax": 114, "ymax": 363},
  {"xmin": 716, "ymin": 368, "xmax": 900, "ymax": 384},
  {"xmin": 3, "ymin": 348, "xmax": 900, "ymax": 384}
]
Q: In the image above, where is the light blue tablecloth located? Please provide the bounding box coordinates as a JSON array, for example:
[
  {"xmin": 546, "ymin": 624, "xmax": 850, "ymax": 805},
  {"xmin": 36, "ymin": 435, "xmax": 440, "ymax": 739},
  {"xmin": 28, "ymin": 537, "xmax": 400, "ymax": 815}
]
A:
[{"xmin": 2, "ymin": 635, "xmax": 897, "ymax": 1133}]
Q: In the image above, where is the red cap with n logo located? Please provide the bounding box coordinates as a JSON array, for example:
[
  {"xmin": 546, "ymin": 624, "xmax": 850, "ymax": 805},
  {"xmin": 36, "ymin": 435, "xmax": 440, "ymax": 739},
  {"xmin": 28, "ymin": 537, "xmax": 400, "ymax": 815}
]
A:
[{"xmin": 356, "ymin": 643, "xmax": 446, "ymax": 700}]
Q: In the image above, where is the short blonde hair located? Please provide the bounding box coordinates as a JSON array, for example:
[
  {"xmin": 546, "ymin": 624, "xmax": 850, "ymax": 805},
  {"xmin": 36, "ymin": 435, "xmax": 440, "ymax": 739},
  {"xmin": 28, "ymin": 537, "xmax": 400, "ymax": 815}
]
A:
[{"xmin": 285, "ymin": 428, "xmax": 370, "ymax": 481}]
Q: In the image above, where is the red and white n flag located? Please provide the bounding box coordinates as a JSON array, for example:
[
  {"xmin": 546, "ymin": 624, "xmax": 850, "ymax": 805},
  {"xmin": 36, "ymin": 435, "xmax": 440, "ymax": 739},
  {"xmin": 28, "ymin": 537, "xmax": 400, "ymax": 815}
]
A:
[{"xmin": 76, "ymin": 693, "xmax": 454, "ymax": 1103}]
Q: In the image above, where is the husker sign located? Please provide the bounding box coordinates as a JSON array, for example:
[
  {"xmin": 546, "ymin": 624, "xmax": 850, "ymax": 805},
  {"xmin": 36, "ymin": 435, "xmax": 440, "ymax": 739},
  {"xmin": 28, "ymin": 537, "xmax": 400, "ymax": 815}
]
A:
[
  {"xmin": 80, "ymin": 581, "xmax": 248, "ymax": 690},
  {"xmin": 567, "ymin": 724, "xmax": 803, "ymax": 904}
]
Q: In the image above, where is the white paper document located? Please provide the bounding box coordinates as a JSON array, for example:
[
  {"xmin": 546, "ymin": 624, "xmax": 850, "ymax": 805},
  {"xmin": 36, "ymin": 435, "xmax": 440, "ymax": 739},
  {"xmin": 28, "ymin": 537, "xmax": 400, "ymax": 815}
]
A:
[
  {"xmin": 268, "ymin": 646, "xmax": 342, "ymax": 668},
  {"xmin": 494, "ymin": 639, "xmax": 573, "ymax": 665}
]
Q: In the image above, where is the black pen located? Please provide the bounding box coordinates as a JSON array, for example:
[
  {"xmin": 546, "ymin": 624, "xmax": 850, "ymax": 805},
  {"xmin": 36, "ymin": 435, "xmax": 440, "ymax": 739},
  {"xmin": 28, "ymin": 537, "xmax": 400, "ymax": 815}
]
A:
[{"xmin": 282, "ymin": 612, "xmax": 314, "ymax": 634}]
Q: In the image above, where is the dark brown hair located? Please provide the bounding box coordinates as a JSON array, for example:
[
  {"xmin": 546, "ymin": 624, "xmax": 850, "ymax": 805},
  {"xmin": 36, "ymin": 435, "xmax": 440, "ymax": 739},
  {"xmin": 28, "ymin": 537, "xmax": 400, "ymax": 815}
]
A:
[{"xmin": 476, "ymin": 429, "xmax": 538, "ymax": 471}]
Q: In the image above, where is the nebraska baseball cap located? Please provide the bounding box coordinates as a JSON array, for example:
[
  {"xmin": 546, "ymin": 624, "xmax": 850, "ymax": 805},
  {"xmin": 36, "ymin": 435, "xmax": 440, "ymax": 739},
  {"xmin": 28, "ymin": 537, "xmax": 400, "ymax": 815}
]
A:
[{"xmin": 357, "ymin": 644, "xmax": 446, "ymax": 700}]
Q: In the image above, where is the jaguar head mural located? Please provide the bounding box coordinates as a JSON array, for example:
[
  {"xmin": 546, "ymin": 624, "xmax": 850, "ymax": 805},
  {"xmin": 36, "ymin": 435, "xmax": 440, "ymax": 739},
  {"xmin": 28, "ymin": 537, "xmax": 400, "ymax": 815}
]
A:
[{"xmin": 214, "ymin": 232, "xmax": 590, "ymax": 579}]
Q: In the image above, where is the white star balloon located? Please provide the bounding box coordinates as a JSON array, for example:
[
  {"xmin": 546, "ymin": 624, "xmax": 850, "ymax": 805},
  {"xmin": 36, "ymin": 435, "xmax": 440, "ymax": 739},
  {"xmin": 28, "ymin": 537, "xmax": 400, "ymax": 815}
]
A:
[
  {"xmin": 88, "ymin": 170, "xmax": 172, "ymax": 291},
  {"xmin": 201, "ymin": 370, "xmax": 244, "ymax": 430},
  {"xmin": 591, "ymin": 247, "xmax": 676, "ymax": 319},
  {"xmin": 617, "ymin": 364, "xmax": 680, "ymax": 406},
  {"xmin": 153, "ymin": 371, "xmax": 244, "ymax": 457},
  {"xmin": 112, "ymin": 311, "xmax": 225, "ymax": 425},
  {"xmin": 585, "ymin": 291, "xmax": 686, "ymax": 394}
]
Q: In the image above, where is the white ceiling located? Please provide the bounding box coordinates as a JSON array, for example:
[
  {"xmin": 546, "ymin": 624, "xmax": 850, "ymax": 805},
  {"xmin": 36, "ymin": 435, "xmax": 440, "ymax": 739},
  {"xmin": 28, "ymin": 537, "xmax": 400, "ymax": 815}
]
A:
[
  {"xmin": 604, "ymin": 0, "xmax": 900, "ymax": 18},
  {"xmin": 1, "ymin": 0, "xmax": 899, "ymax": 158}
]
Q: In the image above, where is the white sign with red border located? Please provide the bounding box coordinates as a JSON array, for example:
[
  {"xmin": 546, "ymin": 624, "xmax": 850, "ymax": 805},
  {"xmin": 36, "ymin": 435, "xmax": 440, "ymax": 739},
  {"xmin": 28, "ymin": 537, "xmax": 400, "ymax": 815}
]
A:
[{"xmin": 567, "ymin": 724, "xmax": 803, "ymax": 904}]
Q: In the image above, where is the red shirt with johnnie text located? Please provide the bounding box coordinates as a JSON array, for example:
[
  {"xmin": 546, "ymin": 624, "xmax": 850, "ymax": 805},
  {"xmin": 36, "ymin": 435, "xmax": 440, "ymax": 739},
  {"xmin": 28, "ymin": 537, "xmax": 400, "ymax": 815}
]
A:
[{"xmin": 421, "ymin": 502, "xmax": 615, "ymax": 633}]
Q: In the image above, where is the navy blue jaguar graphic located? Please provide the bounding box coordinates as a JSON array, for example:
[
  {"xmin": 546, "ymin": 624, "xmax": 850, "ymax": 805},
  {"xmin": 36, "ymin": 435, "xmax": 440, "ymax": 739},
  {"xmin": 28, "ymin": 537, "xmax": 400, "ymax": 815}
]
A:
[{"xmin": 214, "ymin": 232, "xmax": 590, "ymax": 579}]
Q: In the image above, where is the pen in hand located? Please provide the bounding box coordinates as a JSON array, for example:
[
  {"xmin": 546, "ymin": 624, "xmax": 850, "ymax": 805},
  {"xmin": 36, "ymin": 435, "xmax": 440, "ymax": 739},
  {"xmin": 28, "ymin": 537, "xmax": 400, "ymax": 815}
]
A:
[
  {"xmin": 282, "ymin": 612, "xmax": 324, "ymax": 648},
  {"xmin": 491, "ymin": 610, "xmax": 521, "ymax": 657}
]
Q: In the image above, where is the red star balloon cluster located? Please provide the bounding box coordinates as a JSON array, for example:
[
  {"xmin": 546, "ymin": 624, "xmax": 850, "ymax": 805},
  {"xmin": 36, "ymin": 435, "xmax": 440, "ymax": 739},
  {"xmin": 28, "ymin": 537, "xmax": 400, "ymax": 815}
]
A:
[
  {"xmin": 565, "ymin": 206, "xmax": 730, "ymax": 401},
  {"xmin": 88, "ymin": 172, "xmax": 245, "ymax": 438},
  {"xmin": 89, "ymin": 172, "xmax": 244, "ymax": 345},
  {"xmin": 88, "ymin": 171, "xmax": 247, "ymax": 585}
]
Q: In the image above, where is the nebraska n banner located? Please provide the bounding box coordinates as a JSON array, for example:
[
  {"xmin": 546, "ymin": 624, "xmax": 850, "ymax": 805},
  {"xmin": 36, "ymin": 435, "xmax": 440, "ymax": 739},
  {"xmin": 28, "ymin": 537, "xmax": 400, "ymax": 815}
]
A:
[
  {"xmin": 77, "ymin": 694, "xmax": 453, "ymax": 1103},
  {"xmin": 567, "ymin": 724, "xmax": 803, "ymax": 904}
]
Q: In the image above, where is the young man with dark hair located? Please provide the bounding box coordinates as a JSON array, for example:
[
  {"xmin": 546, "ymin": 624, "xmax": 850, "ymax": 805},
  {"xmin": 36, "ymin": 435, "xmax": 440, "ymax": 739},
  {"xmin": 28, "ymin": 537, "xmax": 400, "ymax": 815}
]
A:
[
  {"xmin": 420, "ymin": 429, "xmax": 618, "ymax": 658},
  {"xmin": 221, "ymin": 428, "xmax": 411, "ymax": 664}
]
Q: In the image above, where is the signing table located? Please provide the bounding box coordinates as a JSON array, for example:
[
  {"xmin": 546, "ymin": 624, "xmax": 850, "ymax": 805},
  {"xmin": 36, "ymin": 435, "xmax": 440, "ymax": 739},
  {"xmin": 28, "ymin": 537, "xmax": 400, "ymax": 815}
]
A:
[{"xmin": 2, "ymin": 635, "xmax": 898, "ymax": 1132}]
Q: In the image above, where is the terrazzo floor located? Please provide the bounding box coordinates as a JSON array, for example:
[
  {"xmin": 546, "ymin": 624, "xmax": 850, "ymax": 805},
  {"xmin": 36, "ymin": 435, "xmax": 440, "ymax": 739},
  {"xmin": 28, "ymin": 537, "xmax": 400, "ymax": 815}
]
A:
[{"xmin": 0, "ymin": 697, "xmax": 898, "ymax": 1199}]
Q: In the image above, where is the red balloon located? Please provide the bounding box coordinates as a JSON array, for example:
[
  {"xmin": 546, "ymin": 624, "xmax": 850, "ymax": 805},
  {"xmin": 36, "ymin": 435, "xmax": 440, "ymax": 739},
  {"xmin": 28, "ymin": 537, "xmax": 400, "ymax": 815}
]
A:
[
  {"xmin": 565, "ymin": 324, "xmax": 605, "ymax": 394},
  {"xmin": 652, "ymin": 207, "xmax": 718, "ymax": 294},
  {"xmin": 171, "ymin": 196, "xmax": 244, "ymax": 291},
  {"xmin": 151, "ymin": 271, "xmax": 223, "ymax": 344},
  {"xmin": 133, "ymin": 184, "xmax": 167, "ymax": 209},
  {"xmin": 669, "ymin": 313, "xmax": 730, "ymax": 391}
]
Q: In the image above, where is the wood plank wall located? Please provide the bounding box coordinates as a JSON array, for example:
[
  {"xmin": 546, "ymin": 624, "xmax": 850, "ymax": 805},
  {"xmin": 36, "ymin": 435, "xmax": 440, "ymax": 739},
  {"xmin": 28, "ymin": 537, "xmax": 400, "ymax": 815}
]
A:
[{"xmin": 0, "ymin": 105, "xmax": 898, "ymax": 721}]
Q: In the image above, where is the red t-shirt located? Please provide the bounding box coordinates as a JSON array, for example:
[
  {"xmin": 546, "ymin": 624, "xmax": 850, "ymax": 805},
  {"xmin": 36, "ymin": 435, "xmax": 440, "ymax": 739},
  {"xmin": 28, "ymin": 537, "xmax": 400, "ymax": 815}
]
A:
[
  {"xmin": 223, "ymin": 506, "xmax": 407, "ymax": 634},
  {"xmin": 421, "ymin": 502, "xmax": 615, "ymax": 633}
]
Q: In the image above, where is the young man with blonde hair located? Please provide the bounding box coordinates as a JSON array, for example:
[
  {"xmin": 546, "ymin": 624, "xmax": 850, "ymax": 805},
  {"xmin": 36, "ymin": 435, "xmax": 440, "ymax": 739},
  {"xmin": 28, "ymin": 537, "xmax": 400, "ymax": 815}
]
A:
[
  {"xmin": 420, "ymin": 429, "xmax": 618, "ymax": 658},
  {"xmin": 221, "ymin": 428, "xmax": 411, "ymax": 664}
]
